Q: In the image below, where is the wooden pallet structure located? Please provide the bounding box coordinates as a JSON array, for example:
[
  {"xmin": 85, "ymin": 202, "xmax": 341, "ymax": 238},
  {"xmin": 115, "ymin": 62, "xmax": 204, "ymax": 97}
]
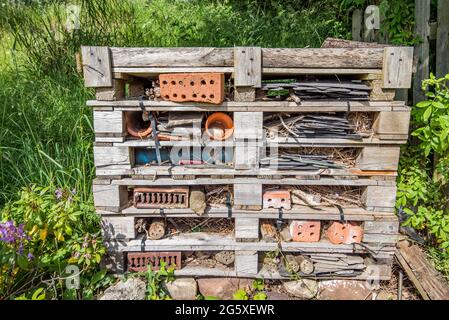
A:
[{"xmin": 82, "ymin": 45, "xmax": 413, "ymax": 281}]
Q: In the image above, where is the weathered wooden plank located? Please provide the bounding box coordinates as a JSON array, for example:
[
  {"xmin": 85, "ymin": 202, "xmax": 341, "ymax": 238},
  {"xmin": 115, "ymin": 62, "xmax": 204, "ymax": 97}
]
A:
[
  {"xmin": 111, "ymin": 177, "xmax": 394, "ymax": 186},
  {"xmin": 105, "ymin": 234, "xmax": 395, "ymax": 254},
  {"xmin": 93, "ymin": 183, "xmax": 128, "ymax": 212},
  {"xmin": 110, "ymin": 47, "xmax": 234, "ymax": 67},
  {"xmin": 93, "ymin": 145, "xmax": 132, "ymax": 169},
  {"xmin": 262, "ymin": 48, "xmax": 384, "ymax": 68},
  {"xmin": 233, "ymin": 183, "xmax": 262, "ymax": 210},
  {"xmin": 355, "ymin": 146, "xmax": 401, "ymax": 171},
  {"xmin": 362, "ymin": 233, "xmax": 399, "ymax": 244},
  {"xmin": 235, "ymin": 251, "xmax": 259, "ymax": 276},
  {"xmin": 413, "ymin": 0, "xmax": 431, "ymax": 104},
  {"xmin": 436, "ymin": 0, "xmax": 449, "ymax": 78},
  {"xmin": 351, "ymin": 10, "xmax": 363, "ymax": 41},
  {"xmin": 102, "ymin": 216, "xmax": 135, "ymax": 239},
  {"xmin": 117, "ymin": 205, "xmax": 396, "ymax": 221},
  {"xmin": 114, "ymin": 67, "xmax": 234, "ymax": 76},
  {"xmin": 234, "ymin": 112, "xmax": 263, "ymax": 139},
  {"xmin": 81, "ymin": 46, "xmax": 112, "ymax": 87},
  {"xmin": 234, "ymin": 143, "xmax": 260, "ymax": 170},
  {"xmin": 364, "ymin": 220, "xmax": 399, "ymax": 234},
  {"xmin": 396, "ymin": 240, "xmax": 449, "ymax": 300},
  {"xmin": 382, "ymin": 47, "xmax": 414, "ymax": 89},
  {"xmin": 235, "ymin": 218, "xmax": 259, "ymax": 242},
  {"xmin": 373, "ymin": 110, "xmax": 410, "ymax": 136},
  {"xmin": 93, "ymin": 110, "xmax": 124, "ymax": 135},
  {"xmin": 86, "ymin": 99, "xmax": 406, "ymax": 109},
  {"xmin": 362, "ymin": 185, "xmax": 397, "ymax": 208},
  {"xmin": 234, "ymin": 47, "xmax": 261, "ymax": 87}
]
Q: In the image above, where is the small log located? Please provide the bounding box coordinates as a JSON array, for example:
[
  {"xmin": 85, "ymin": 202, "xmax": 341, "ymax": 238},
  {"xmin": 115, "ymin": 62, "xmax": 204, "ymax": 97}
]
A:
[
  {"xmin": 283, "ymin": 254, "xmax": 300, "ymax": 273},
  {"xmin": 297, "ymin": 255, "xmax": 315, "ymax": 275},
  {"xmin": 147, "ymin": 218, "xmax": 166, "ymax": 240},
  {"xmin": 214, "ymin": 251, "xmax": 235, "ymax": 266},
  {"xmin": 260, "ymin": 220, "xmax": 277, "ymax": 242}
]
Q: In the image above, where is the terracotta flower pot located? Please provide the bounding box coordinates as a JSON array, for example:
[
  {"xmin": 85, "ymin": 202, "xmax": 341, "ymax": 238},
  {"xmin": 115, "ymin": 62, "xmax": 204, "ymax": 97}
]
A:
[
  {"xmin": 125, "ymin": 111, "xmax": 152, "ymax": 138},
  {"xmin": 205, "ymin": 112, "xmax": 234, "ymax": 141}
]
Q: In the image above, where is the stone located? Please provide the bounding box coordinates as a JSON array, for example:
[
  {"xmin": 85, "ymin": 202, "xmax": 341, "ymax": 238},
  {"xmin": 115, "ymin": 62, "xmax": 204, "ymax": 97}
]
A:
[
  {"xmin": 99, "ymin": 278, "xmax": 146, "ymax": 300},
  {"xmin": 164, "ymin": 278, "xmax": 198, "ymax": 300},
  {"xmin": 197, "ymin": 277, "xmax": 252, "ymax": 300},
  {"xmin": 318, "ymin": 280, "xmax": 372, "ymax": 300},
  {"xmin": 283, "ymin": 279, "xmax": 318, "ymax": 299}
]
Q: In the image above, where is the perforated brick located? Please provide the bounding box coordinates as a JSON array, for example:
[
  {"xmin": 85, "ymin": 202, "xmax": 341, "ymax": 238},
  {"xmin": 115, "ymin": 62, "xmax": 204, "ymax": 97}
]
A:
[
  {"xmin": 289, "ymin": 220, "xmax": 321, "ymax": 242},
  {"xmin": 127, "ymin": 252, "xmax": 181, "ymax": 272},
  {"xmin": 326, "ymin": 222, "xmax": 364, "ymax": 245},
  {"xmin": 133, "ymin": 187, "xmax": 189, "ymax": 209},
  {"xmin": 263, "ymin": 190, "xmax": 291, "ymax": 210},
  {"xmin": 159, "ymin": 73, "xmax": 225, "ymax": 104}
]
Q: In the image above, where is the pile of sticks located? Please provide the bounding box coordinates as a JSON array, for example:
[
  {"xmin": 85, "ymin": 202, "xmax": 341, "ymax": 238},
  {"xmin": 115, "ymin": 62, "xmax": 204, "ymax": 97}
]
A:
[{"xmin": 264, "ymin": 113, "xmax": 362, "ymax": 139}]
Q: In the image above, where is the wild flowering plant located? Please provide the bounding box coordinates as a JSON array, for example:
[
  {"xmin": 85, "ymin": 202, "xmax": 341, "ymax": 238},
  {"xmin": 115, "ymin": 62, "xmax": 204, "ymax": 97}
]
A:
[{"xmin": 0, "ymin": 185, "xmax": 109, "ymax": 299}]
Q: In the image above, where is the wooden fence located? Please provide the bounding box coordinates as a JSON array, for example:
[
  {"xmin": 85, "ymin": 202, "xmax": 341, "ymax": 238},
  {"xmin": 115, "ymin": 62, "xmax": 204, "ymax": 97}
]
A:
[{"xmin": 352, "ymin": 0, "xmax": 449, "ymax": 105}]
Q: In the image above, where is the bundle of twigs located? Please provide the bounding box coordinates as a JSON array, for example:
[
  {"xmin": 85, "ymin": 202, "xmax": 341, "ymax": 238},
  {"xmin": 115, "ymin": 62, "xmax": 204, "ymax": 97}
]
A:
[
  {"xmin": 205, "ymin": 185, "xmax": 233, "ymax": 207},
  {"xmin": 290, "ymin": 185, "xmax": 363, "ymax": 207}
]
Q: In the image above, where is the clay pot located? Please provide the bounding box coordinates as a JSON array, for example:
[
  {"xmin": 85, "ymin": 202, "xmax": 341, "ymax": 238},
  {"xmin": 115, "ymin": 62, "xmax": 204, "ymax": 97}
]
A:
[
  {"xmin": 205, "ymin": 112, "xmax": 234, "ymax": 141},
  {"xmin": 125, "ymin": 112, "xmax": 152, "ymax": 138}
]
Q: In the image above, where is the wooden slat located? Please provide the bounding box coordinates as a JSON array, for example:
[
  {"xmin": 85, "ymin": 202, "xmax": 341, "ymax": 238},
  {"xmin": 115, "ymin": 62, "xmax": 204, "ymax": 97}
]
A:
[
  {"xmin": 116, "ymin": 205, "xmax": 397, "ymax": 222},
  {"xmin": 104, "ymin": 234, "xmax": 395, "ymax": 254},
  {"xmin": 110, "ymin": 177, "xmax": 394, "ymax": 186},
  {"xmin": 413, "ymin": 0, "xmax": 431, "ymax": 105},
  {"xmin": 234, "ymin": 47, "xmax": 261, "ymax": 87},
  {"xmin": 262, "ymin": 48, "xmax": 384, "ymax": 68},
  {"xmin": 396, "ymin": 240, "xmax": 449, "ymax": 300},
  {"xmin": 113, "ymin": 67, "xmax": 234, "ymax": 76},
  {"xmin": 373, "ymin": 110, "xmax": 410, "ymax": 136},
  {"xmin": 436, "ymin": 0, "xmax": 449, "ymax": 78},
  {"xmin": 234, "ymin": 183, "xmax": 262, "ymax": 210},
  {"xmin": 93, "ymin": 145, "xmax": 132, "ymax": 169},
  {"xmin": 110, "ymin": 47, "xmax": 234, "ymax": 67},
  {"xmin": 382, "ymin": 47, "xmax": 414, "ymax": 89},
  {"xmin": 362, "ymin": 185, "xmax": 397, "ymax": 208},
  {"xmin": 235, "ymin": 218, "xmax": 259, "ymax": 242},
  {"xmin": 93, "ymin": 110, "xmax": 124, "ymax": 135},
  {"xmin": 355, "ymin": 146, "xmax": 401, "ymax": 171},
  {"xmin": 81, "ymin": 46, "xmax": 112, "ymax": 87},
  {"xmin": 86, "ymin": 99, "xmax": 407, "ymax": 111},
  {"xmin": 93, "ymin": 183, "xmax": 128, "ymax": 212},
  {"xmin": 235, "ymin": 251, "xmax": 259, "ymax": 276}
]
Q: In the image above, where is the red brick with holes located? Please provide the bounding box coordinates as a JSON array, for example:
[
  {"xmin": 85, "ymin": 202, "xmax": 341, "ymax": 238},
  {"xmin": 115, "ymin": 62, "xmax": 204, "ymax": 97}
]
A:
[
  {"xmin": 289, "ymin": 220, "xmax": 321, "ymax": 242},
  {"xmin": 127, "ymin": 252, "xmax": 182, "ymax": 272},
  {"xmin": 159, "ymin": 73, "xmax": 225, "ymax": 104}
]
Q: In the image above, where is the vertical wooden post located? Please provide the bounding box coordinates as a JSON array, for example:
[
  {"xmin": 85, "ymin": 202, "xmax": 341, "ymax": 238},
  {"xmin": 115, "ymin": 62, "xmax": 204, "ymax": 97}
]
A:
[
  {"xmin": 352, "ymin": 9, "xmax": 363, "ymax": 41},
  {"xmin": 413, "ymin": 0, "xmax": 431, "ymax": 105},
  {"xmin": 436, "ymin": 0, "xmax": 449, "ymax": 78}
]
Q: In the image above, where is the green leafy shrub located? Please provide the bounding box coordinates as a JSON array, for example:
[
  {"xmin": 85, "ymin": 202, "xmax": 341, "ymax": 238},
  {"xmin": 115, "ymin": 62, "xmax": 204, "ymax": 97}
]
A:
[
  {"xmin": 0, "ymin": 185, "xmax": 110, "ymax": 299},
  {"xmin": 398, "ymin": 74, "xmax": 449, "ymax": 254}
]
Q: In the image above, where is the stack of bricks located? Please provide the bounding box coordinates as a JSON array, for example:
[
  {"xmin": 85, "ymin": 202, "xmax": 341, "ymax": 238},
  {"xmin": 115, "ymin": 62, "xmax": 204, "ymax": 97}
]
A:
[{"xmin": 82, "ymin": 44, "xmax": 413, "ymax": 280}]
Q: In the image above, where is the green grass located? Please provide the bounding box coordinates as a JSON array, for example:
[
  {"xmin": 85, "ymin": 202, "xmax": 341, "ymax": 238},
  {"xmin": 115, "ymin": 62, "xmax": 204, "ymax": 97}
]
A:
[{"xmin": 0, "ymin": 0, "xmax": 351, "ymax": 206}]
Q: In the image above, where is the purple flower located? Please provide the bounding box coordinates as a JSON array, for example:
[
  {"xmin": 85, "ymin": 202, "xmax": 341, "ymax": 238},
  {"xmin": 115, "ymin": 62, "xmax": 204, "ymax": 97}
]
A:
[
  {"xmin": 0, "ymin": 220, "xmax": 30, "ymax": 245},
  {"xmin": 55, "ymin": 188, "xmax": 63, "ymax": 200},
  {"xmin": 27, "ymin": 253, "xmax": 34, "ymax": 261}
]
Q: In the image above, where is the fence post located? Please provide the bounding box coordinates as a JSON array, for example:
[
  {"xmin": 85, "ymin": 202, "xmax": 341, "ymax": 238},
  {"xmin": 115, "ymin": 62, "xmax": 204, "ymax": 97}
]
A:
[
  {"xmin": 352, "ymin": 9, "xmax": 362, "ymax": 41},
  {"xmin": 436, "ymin": 0, "xmax": 449, "ymax": 78},
  {"xmin": 413, "ymin": 0, "xmax": 431, "ymax": 105}
]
